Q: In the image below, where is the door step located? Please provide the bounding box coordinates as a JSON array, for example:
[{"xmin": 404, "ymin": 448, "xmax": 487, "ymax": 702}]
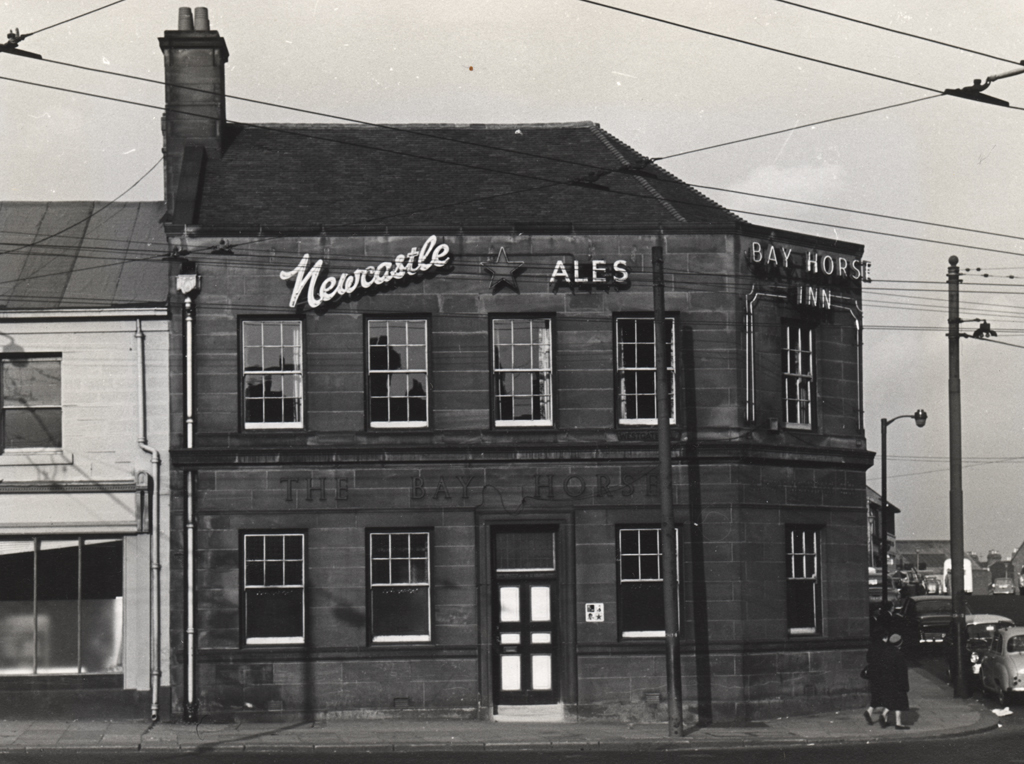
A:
[{"xmin": 494, "ymin": 703, "xmax": 565, "ymax": 722}]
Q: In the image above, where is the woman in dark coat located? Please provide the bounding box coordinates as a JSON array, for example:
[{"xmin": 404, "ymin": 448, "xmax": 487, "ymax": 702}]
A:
[
  {"xmin": 872, "ymin": 633, "xmax": 911, "ymax": 728},
  {"xmin": 864, "ymin": 632, "xmax": 887, "ymax": 724}
]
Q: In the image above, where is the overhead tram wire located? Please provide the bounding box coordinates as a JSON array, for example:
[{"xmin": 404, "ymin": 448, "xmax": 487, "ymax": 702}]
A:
[
  {"xmin": 29, "ymin": 54, "xmax": 942, "ymax": 183},
  {"xmin": 12, "ymin": 61, "xmax": 1023, "ymax": 248},
  {"xmin": 2, "ymin": 79, "xmax": 1021, "ymax": 266},
  {"xmin": 687, "ymin": 184, "xmax": 1024, "ymax": 245},
  {"xmin": 22, "ymin": 57, "xmax": 1023, "ymax": 247},
  {"xmin": 11, "ymin": 1, "xmax": 129, "ymax": 40},
  {"xmin": 576, "ymin": 0, "xmax": 1024, "ymax": 114},
  {"xmin": 29, "ymin": 55, "xmax": 942, "ymax": 203},
  {"xmin": 576, "ymin": 0, "xmax": 941, "ymax": 94},
  {"xmin": 653, "ymin": 96, "xmax": 942, "ymax": 161},
  {"xmin": 775, "ymin": 1, "xmax": 1023, "ymax": 67}
]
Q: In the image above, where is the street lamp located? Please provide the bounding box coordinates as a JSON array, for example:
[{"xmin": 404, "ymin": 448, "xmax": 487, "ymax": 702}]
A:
[{"xmin": 880, "ymin": 409, "xmax": 927, "ymax": 605}]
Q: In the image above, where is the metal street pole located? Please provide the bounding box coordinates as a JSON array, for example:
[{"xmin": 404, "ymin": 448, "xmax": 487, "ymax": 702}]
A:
[
  {"xmin": 880, "ymin": 411, "xmax": 927, "ymax": 606},
  {"xmin": 652, "ymin": 245, "xmax": 682, "ymax": 735},
  {"xmin": 948, "ymin": 255, "xmax": 968, "ymax": 698},
  {"xmin": 881, "ymin": 419, "xmax": 889, "ymax": 605}
]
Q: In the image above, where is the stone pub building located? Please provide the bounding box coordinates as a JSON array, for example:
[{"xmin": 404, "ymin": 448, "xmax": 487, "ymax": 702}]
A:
[{"xmin": 162, "ymin": 9, "xmax": 873, "ymax": 724}]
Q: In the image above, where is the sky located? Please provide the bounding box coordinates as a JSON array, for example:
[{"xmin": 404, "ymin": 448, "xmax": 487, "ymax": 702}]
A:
[{"xmin": 3, "ymin": 1, "xmax": 1024, "ymax": 559}]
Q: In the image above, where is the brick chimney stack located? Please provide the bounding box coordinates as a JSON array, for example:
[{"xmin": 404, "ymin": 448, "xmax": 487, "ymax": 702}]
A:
[{"xmin": 159, "ymin": 7, "xmax": 229, "ymax": 223}]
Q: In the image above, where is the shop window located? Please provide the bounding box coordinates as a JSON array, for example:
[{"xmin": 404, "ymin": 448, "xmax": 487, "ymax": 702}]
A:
[
  {"xmin": 1, "ymin": 356, "xmax": 62, "ymax": 450},
  {"xmin": 783, "ymin": 324, "xmax": 814, "ymax": 429},
  {"xmin": 243, "ymin": 533, "xmax": 305, "ymax": 645},
  {"xmin": 241, "ymin": 321, "xmax": 303, "ymax": 429},
  {"xmin": 492, "ymin": 318, "xmax": 553, "ymax": 426},
  {"xmin": 0, "ymin": 537, "xmax": 123, "ymax": 675},
  {"xmin": 367, "ymin": 319, "xmax": 428, "ymax": 428},
  {"xmin": 617, "ymin": 527, "xmax": 682, "ymax": 638},
  {"xmin": 786, "ymin": 526, "xmax": 821, "ymax": 635},
  {"xmin": 616, "ymin": 317, "xmax": 675, "ymax": 425},
  {"xmin": 368, "ymin": 531, "xmax": 431, "ymax": 643}
]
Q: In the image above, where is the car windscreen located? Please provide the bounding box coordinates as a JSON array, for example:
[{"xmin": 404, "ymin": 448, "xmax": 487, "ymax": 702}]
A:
[
  {"xmin": 967, "ymin": 623, "xmax": 1009, "ymax": 639},
  {"xmin": 913, "ymin": 601, "xmax": 952, "ymax": 615}
]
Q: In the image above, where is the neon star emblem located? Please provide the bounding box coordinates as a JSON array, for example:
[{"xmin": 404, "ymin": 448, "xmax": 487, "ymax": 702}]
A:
[{"xmin": 481, "ymin": 247, "xmax": 525, "ymax": 293}]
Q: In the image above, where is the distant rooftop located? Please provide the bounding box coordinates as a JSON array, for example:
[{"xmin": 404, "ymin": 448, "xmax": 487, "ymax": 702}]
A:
[{"xmin": 0, "ymin": 202, "xmax": 168, "ymax": 311}]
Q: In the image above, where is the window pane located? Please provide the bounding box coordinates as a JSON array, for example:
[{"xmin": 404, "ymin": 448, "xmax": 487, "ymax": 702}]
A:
[
  {"xmin": 532, "ymin": 655, "xmax": 552, "ymax": 691},
  {"xmin": 620, "ymin": 582, "xmax": 665, "ymax": 634},
  {"xmin": 786, "ymin": 527, "xmax": 820, "ymax": 634},
  {"xmin": 639, "ymin": 530, "xmax": 659, "ymax": 554},
  {"xmin": 783, "ymin": 325, "xmax": 813, "ymax": 427},
  {"xmin": 392, "ymin": 534, "xmax": 410, "ymax": 558},
  {"xmin": 80, "ymin": 597, "xmax": 123, "ymax": 673},
  {"xmin": 3, "ymin": 358, "xmax": 60, "ymax": 407},
  {"xmin": 617, "ymin": 318, "xmax": 674, "ymax": 424},
  {"xmin": 501, "ymin": 655, "xmax": 521, "ymax": 691},
  {"xmin": 81, "ymin": 540, "xmax": 123, "ymax": 599},
  {"xmin": 371, "ymin": 587, "xmax": 429, "ymax": 638},
  {"xmin": 530, "ymin": 586, "xmax": 551, "ymax": 622},
  {"xmin": 621, "ymin": 556, "xmax": 640, "ymax": 580},
  {"xmin": 370, "ymin": 534, "xmax": 390, "ymax": 560},
  {"xmin": 35, "ymin": 540, "xmax": 79, "ymax": 673},
  {"xmin": 500, "ymin": 587, "xmax": 520, "ymax": 622},
  {"xmin": 492, "ymin": 319, "xmax": 552, "ymax": 425},
  {"xmin": 241, "ymin": 322, "xmax": 302, "ymax": 428},
  {"xmin": 368, "ymin": 320, "xmax": 429, "ymax": 426},
  {"xmin": 371, "ymin": 559, "xmax": 390, "ymax": 585},
  {"xmin": 620, "ymin": 530, "xmax": 639, "ymax": 555},
  {"xmin": 246, "ymin": 589, "xmax": 303, "ymax": 639},
  {"xmin": 4, "ymin": 408, "xmax": 61, "ymax": 449},
  {"xmin": 390, "ymin": 558, "xmax": 411, "ymax": 584},
  {"xmin": 0, "ymin": 541, "xmax": 37, "ymax": 673},
  {"xmin": 639, "ymin": 555, "xmax": 661, "ymax": 579},
  {"xmin": 284, "ymin": 535, "xmax": 303, "ymax": 560},
  {"xmin": 409, "ymin": 534, "xmax": 428, "ymax": 558},
  {"xmin": 786, "ymin": 580, "xmax": 817, "ymax": 631},
  {"xmin": 495, "ymin": 530, "xmax": 555, "ymax": 571},
  {"xmin": 265, "ymin": 536, "xmax": 283, "ymax": 560}
]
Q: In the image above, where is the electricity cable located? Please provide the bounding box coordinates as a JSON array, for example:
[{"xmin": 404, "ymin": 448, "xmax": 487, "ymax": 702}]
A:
[
  {"xmin": 5, "ymin": 71, "xmax": 1022, "ymax": 250},
  {"xmin": 576, "ymin": 0, "xmax": 942, "ymax": 93},
  {"xmin": 8, "ymin": 1, "xmax": 128, "ymax": 41},
  {"xmin": 775, "ymin": 1, "xmax": 1023, "ymax": 67}
]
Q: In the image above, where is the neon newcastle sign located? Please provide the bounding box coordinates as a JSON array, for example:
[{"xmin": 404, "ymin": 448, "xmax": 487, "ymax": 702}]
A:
[{"xmin": 280, "ymin": 235, "xmax": 451, "ymax": 308}]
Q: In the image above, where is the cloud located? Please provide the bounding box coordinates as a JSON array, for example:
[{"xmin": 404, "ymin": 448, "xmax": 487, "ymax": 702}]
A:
[{"xmin": 733, "ymin": 163, "xmax": 846, "ymax": 202}]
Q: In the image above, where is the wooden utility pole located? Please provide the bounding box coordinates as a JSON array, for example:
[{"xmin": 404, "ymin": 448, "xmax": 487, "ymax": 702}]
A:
[{"xmin": 653, "ymin": 245, "xmax": 682, "ymax": 734}]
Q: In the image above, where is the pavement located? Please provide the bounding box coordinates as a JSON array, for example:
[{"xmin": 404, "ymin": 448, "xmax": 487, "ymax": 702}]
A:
[{"xmin": 0, "ymin": 666, "xmax": 1003, "ymax": 753}]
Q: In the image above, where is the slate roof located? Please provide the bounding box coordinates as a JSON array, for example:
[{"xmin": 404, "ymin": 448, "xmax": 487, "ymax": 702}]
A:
[
  {"xmin": 190, "ymin": 121, "xmax": 744, "ymax": 231},
  {"xmin": 0, "ymin": 202, "xmax": 168, "ymax": 311}
]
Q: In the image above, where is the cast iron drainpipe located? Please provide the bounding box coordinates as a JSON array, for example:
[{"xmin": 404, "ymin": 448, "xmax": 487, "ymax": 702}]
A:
[{"xmin": 136, "ymin": 319, "xmax": 162, "ymax": 721}]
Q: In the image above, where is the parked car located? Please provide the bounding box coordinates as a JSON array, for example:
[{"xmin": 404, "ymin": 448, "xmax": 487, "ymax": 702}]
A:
[
  {"xmin": 923, "ymin": 574, "xmax": 942, "ymax": 595},
  {"xmin": 943, "ymin": 614, "xmax": 1014, "ymax": 684},
  {"xmin": 902, "ymin": 595, "xmax": 954, "ymax": 648},
  {"xmin": 980, "ymin": 626, "xmax": 1024, "ymax": 705},
  {"xmin": 989, "ymin": 561, "xmax": 1018, "ymax": 595}
]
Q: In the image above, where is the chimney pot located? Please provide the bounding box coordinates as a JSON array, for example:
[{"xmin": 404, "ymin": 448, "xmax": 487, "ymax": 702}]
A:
[
  {"xmin": 177, "ymin": 7, "xmax": 193, "ymax": 31},
  {"xmin": 194, "ymin": 7, "xmax": 210, "ymax": 31}
]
